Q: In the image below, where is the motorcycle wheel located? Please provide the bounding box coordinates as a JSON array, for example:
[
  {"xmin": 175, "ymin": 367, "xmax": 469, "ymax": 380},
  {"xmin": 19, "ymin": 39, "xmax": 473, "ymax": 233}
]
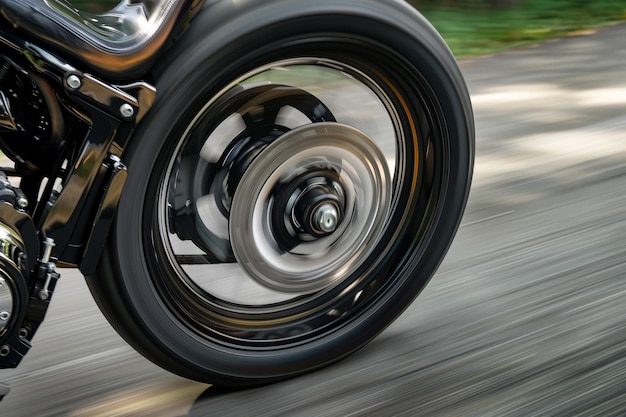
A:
[{"xmin": 87, "ymin": 0, "xmax": 474, "ymax": 386}]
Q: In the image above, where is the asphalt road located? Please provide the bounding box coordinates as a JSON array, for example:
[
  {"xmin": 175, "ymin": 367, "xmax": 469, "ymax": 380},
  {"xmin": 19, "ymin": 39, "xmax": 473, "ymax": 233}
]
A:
[{"xmin": 2, "ymin": 22, "xmax": 626, "ymax": 417}]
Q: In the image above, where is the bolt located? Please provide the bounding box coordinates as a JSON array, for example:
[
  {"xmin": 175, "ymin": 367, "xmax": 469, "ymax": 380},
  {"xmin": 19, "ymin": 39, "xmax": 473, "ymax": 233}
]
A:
[
  {"xmin": 0, "ymin": 312, "xmax": 9, "ymax": 321},
  {"xmin": 0, "ymin": 345, "xmax": 9, "ymax": 357},
  {"xmin": 109, "ymin": 154, "xmax": 125, "ymax": 170},
  {"xmin": 16, "ymin": 196, "xmax": 28, "ymax": 209},
  {"xmin": 18, "ymin": 253, "xmax": 27, "ymax": 270},
  {"xmin": 18, "ymin": 328, "xmax": 29, "ymax": 339},
  {"xmin": 66, "ymin": 74, "xmax": 82, "ymax": 90},
  {"xmin": 314, "ymin": 204, "xmax": 339, "ymax": 233},
  {"xmin": 38, "ymin": 289, "xmax": 49, "ymax": 301},
  {"xmin": 119, "ymin": 103, "xmax": 135, "ymax": 118}
]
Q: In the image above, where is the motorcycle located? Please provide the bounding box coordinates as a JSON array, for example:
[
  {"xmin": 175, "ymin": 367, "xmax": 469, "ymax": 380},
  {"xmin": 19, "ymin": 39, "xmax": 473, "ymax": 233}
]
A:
[{"xmin": 0, "ymin": 0, "xmax": 473, "ymax": 399}]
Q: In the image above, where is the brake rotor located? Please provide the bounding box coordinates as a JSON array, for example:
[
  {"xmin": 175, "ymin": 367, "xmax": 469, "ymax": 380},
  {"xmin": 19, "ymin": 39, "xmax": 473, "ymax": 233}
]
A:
[{"xmin": 230, "ymin": 122, "xmax": 391, "ymax": 293}]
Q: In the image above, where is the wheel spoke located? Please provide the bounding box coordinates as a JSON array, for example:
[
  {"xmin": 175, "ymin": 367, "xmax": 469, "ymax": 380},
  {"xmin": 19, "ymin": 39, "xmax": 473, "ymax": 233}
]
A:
[
  {"xmin": 240, "ymin": 105, "xmax": 280, "ymax": 131},
  {"xmin": 199, "ymin": 113, "xmax": 247, "ymax": 164},
  {"xmin": 175, "ymin": 254, "xmax": 220, "ymax": 265}
]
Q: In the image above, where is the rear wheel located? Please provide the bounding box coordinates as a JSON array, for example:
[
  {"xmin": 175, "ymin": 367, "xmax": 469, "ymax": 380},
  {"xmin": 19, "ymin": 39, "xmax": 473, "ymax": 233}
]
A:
[{"xmin": 87, "ymin": 0, "xmax": 474, "ymax": 386}]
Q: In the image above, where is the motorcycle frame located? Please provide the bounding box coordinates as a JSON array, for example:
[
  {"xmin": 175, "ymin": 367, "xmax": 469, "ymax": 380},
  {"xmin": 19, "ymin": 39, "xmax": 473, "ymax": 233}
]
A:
[
  {"xmin": 0, "ymin": 0, "xmax": 214, "ymax": 372},
  {"xmin": 0, "ymin": 25, "xmax": 155, "ymax": 275}
]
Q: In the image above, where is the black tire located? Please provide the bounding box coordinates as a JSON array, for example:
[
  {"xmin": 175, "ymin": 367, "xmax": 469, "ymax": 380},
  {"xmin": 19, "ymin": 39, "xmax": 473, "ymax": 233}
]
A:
[{"xmin": 86, "ymin": 0, "xmax": 474, "ymax": 386}]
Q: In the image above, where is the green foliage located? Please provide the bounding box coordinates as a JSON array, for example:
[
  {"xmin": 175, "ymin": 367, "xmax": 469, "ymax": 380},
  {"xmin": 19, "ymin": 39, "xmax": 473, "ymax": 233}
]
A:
[{"xmin": 413, "ymin": 0, "xmax": 626, "ymax": 56}]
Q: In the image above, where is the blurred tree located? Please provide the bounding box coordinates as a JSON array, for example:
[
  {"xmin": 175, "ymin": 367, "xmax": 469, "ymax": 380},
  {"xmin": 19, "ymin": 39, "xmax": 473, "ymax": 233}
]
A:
[{"xmin": 494, "ymin": 0, "xmax": 524, "ymax": 6}]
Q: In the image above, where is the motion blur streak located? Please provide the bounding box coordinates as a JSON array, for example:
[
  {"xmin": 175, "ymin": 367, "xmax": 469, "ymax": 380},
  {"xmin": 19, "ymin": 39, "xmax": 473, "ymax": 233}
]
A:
[{"xmin": 1, "ymin": 22, "xmax": 625, "ymax": 417}]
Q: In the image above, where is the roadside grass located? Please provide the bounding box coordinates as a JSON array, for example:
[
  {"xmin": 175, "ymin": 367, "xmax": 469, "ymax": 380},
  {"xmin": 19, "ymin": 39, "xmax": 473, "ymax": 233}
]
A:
[{"xmin": 69, "ymin": 0, "xmax": 626, "ymax": 58}]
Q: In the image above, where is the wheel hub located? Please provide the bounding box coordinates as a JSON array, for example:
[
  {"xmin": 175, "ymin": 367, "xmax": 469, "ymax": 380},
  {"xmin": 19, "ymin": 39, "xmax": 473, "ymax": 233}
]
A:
[
  {"xmin": 312, "ymin": 203, "xmax": 339, "ymax": 234},
  {"xmin": 290, "ymin": 173, "xmax": 344, "ymax": 237},
  {"xmin": 270, "ymin": 169, "xmax": 346, "ymax": 251},
  {"xmin": 229, "ymin": 122, "xmax": 391, "ymax": 293}
]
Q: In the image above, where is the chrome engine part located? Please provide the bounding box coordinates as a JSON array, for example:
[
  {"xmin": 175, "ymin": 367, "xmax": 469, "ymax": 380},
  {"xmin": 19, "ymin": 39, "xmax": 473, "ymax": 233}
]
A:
[
  {"xmin": 0, "ymin": 276, "xmax": 13, "ymax": 335},
  {"xmin": 0, "ymin": 172, "xmax": 41, "ymax": 368},
  {"xmin": 0, "ymin": 218, "xmax": 31, "ymax": 369},
  {"xmin": 0, "ymin": 221, "xmax": 26, "ymax": 340}
]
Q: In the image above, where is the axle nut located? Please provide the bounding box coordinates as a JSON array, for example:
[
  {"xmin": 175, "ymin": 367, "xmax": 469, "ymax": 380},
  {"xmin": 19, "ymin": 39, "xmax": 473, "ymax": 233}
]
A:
[{"xmin": 314, "ymin": 204, "xmax": 340, "ymax": 233}]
